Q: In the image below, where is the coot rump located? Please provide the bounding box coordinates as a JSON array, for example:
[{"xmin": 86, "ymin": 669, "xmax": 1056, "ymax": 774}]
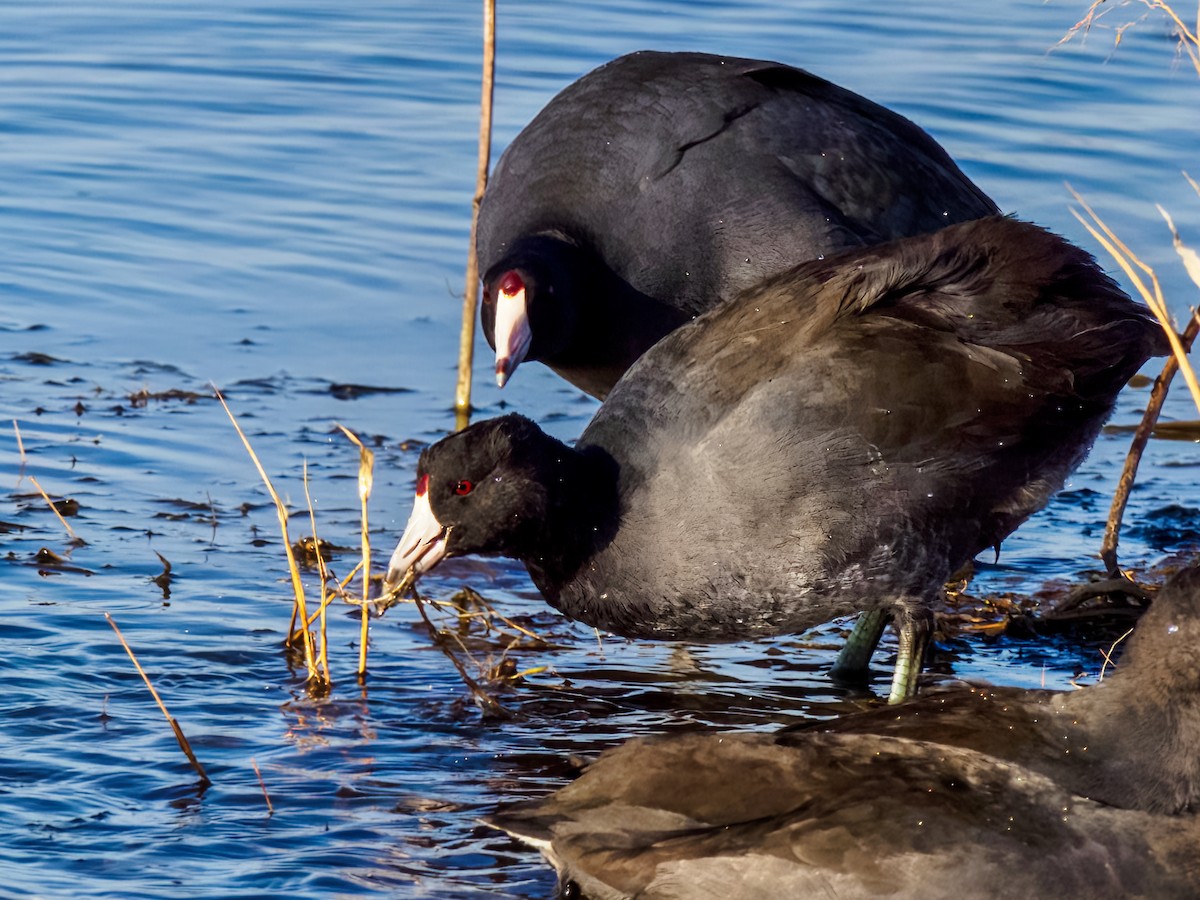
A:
[
  {"xmin": 479, "ymin": 50, "xmax": 999, "ymax": 398},
  {"xmin": 485, "ymin": 567, "xmax": 1200, "ymax": 900},
  {"xmin": 389, "ymin": 217, "xmax": 1164, "ymax": 704}
]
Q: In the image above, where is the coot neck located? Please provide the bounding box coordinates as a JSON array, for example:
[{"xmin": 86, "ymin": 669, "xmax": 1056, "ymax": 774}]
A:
[
  {"xmin": 505, "ymin": 233, "xmax": 690, "ymax": 399},
  {"xmin": 520, "ymin": 444, "xmax": 620, "ymax": 601}
]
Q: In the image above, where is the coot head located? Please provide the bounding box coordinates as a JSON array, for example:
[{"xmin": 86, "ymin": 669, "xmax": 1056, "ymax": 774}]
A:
[{"xmin": 388, "ymin": 415, "xmax": 570, "ymax": 575}]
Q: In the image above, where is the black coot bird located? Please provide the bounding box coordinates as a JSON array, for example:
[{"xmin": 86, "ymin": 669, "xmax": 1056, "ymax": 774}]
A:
[
  {"xmin": 479, "ymin": 50, "xmax": 999, "ymax": 398},
  {"xmin": 485, "ymin": 565, "xmax": 1200, "ymax": 900},
  {"xmin": 388, "ymin": 216, "xmax": 1164, "ymax": 704}
]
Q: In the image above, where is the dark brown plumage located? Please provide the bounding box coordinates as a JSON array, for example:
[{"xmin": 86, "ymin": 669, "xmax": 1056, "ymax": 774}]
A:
[{"xmin": 486, "ymin": 566, "xmax": 1200, "ymax": 900}]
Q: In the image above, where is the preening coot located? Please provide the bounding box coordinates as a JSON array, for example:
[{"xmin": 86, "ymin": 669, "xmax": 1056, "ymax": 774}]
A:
[{"xmin": 478, "ymin": 49, "xmax": 1000, "ymax": 398}]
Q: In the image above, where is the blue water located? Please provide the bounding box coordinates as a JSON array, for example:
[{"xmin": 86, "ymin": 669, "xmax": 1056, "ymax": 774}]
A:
[{"xmin": 2, "ymin": 1, "xmax": 1198, "ymax": 897}]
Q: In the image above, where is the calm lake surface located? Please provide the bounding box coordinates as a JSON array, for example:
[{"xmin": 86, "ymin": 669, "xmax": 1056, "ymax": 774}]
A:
[{"xmin": 2, "ymin": 1, "xmax": 1198, "ymax": 897}]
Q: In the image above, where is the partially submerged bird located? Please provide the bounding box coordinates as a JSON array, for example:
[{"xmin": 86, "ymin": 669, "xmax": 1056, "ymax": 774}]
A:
[
  {"xmin": 486, "ymin": 565, "xmax": 1200, "ymax": 900},
  {"xmin": 479, "ymin": 50, "xmax": 999, "ymax": 398},
  {"xmin": 389, "ymin": 216, "xmax": 1164, "ymax": 704}
]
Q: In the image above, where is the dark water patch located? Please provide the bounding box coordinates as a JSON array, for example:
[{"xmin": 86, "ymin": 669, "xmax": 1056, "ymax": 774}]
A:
[{"xmin": 1131, "ymin": 504, "xmax": 1200, "ymax": 550}]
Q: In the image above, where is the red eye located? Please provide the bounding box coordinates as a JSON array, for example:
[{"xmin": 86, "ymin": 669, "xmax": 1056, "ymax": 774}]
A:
[
  {"xmin": 498, "ymin": 270, "xmax": 524, "ymax": 297},
  {"xmin": 454, "ymin": 480, "xmax": 474, "ymax": 496}
]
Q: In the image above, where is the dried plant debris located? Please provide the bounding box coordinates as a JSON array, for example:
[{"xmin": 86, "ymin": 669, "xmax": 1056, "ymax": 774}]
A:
[
  {"xmin": 151, "ymin": 551, "xmax": 172, "ymax": 598},
  {"xmin": 31, "ymin": 547, "xmax": 94, "ymax": 576},
  {"xmin": 1105, "ymin": 420, "xmax": 1200, "ymax": 440},
  {"xmin": 328, "ymin": 383, "xmax": 413, "ymax": 400},
  {"xmin": 152, "ymin": 497, "xmax": 219, "ymax": 519},
  {"xmin": 940, "ymin": 550, "xmax": 1200, "ymax": 643},
  {"xmin": 292, "ymin": 535, "xmax": 336, "ymax": 566},
  {"xmin": 128, "ymin": 387, "xmax": 206, "ymax": 407},
  {"xmin": 13, "ymin": 352, "xmax": 62, "ymax": 365}
]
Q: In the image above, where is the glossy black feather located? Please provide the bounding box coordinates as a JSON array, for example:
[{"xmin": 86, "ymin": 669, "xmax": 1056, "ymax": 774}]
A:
[{"xmin": 478, "ymin": 50, "xmax": 1000, "ymax": 398}]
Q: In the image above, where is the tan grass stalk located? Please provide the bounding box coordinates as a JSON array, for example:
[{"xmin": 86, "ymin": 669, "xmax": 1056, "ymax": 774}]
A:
[
  {"xmin": 1061, "ymin": 0, "xmax": 1200, "ymax": 75},
  {"xmin": 13, "ymin": 420, "xmax": 26, "ymax": 486},
  {"xmin": 1098, "ymin": 626, "xmax": 1136, "ymax": 681},
  {"xmin": 454, "ymin": 0, "xmax": 497, "ymax": 429},
  {"xmin": 28, "ymin": 474, "xmax": 79, "ymax": 542},
  {"xmin": 214, "ymin": 386, "xmax": 317, "ymax": 680},
  {"xmin": 105, "ymin": 613, "xmax": 211, "ymax": 785},
  {"xmin": 1068, "ymin": 189, "xmax": 1200, "ymax": 409},
  {"xmin": 301, "ymin": 459, "xmax": 331, "ymax": 684},
  {"xmin": 335, "ymin": 425, "xmax": 376, "ymax": 678}
]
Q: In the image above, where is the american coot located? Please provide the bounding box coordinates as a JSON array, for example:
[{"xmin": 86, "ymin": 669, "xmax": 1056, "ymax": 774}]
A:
[
  {"xmin": 486, "ymin": 566, "xmax": 1200, "ymax": 900},
  {"xmin": 388, "ymin": 216, "xmax": 1165, "ymax": 704},
  {"xmin": 479, "ymin": 50, "xmax": 999, "ymax": 398}
]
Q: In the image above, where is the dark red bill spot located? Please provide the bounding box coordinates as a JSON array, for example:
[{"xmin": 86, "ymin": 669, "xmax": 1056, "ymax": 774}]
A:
[
  {"xmin": 416, "ymin": 473, "xmax": 429, "ymax": 496},
  {"xmin": 454, "ymin": 480, "xmax": 474, "ymax": 496},
  {"xmin": 499, "ymin": 270, "xmax": 525, "ymax": 297}
]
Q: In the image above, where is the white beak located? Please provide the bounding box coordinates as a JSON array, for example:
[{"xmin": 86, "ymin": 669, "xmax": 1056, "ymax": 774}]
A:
[
  {"xmin": 494, "ymin": 283, "xmax": 531, "ymax": 388},
  {"xmin": 385, "ymin": 487, "xmax": 448, "ymax": 586}
]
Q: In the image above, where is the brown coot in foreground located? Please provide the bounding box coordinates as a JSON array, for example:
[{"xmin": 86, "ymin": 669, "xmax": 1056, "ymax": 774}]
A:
[
  {"xmin": 389, "ymin": 216, "xmax": 1165, "ymax": 704},
  {"xmin": 486, "ymin": 565, "xmax": 1200, "ymax": 900},
  {"xmin": 479, "ymin": 50, "xmax": 999, "ymax": 398}
]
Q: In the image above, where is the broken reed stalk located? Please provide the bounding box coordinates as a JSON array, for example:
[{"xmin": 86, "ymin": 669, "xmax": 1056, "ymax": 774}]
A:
[
  {"xmin": 454, "ymin": 0, "xmax": 497, "ymax": 431},
  {"xmin": 105, "ymin": 613, "xmax": 211, "ymax": 786},
  {"xmin": 251, "ymin": 757, "xmax": 274, "ymax": 816},
  {"xmin": 1101, "ymin": 315, "xmax": 1200, "ymax": 572},
  {"xmin": 335, "ymin": 425, "xmax": 376, "ymax": 678},
  {"xmin": 28, "ymin": 474, "xmax": 80, "ymax": 542},
  {"xmin": 301, "ymin": 460, "xmax": 331, "ymax": 684},
  {"xmin": 1068, "ymin": 186, "xmax": 1200, "ymax": 571},
  {"xmin": 213, "ymin": 386, "xmax": 318, "ymax": 681}
]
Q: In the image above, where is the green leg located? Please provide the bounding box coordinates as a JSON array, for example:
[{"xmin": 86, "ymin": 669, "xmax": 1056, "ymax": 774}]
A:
[
  {"xmin": 830, "ymin": 608, "xmax": 890, "ymax": 682},
  {"xmin": 887, "ymin": 611, "xmax": 933, "ymax": 705}
]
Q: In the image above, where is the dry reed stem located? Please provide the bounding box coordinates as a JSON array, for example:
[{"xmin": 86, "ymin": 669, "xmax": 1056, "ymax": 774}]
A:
[
  {"xmin": 454, "ymin": 0, "xmax": 497, "ymax": 429},
  {"xmin": 105, "ymin": 613, "xmax": 211, "ymax": 785},
  {"xmin": 251, "ymin": 757, "xmax": 274, "ymax": 816},
  {"xmin": 28, "ymin": 474, "xmax": 79, "ymax": 542},
  {"xmin": 214, "ymin": 386, "xmax": 317, "ymax": 680},
  {"xmin": 13, "ymin": 419, "xmax": 26, "ymax": 487},
  {"xmin": 301, "ymin": 460, "xmax": 331, "ymax": 684},
  {"xmin": 1068, "ymin": 189, "xmax": 1200, "ymax": 410},
  {"xmin": 335, "ymin": 424, "xmax": 375, "ymax": 678},
  {"xmin": 1101, "ymin": 315, "xmax": 1200, "ymax": 571}
]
